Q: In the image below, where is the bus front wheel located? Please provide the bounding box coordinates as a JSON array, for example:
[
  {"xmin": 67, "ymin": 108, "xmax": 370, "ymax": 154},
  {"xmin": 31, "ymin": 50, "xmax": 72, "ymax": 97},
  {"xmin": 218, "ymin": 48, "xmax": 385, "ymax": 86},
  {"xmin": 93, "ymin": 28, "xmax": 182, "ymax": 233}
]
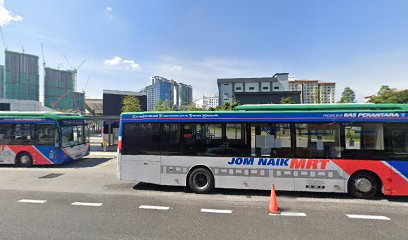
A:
[
  {"xmin": 188, "ymin": 168, "xmax": 214, "ymax": 194},
  {"xmin": 16, "ymin": 152, "xmax": 33, "ymax": 167},
  {"xmin": 348, "ymin": 171, "xmax": 380, "ymax": 199}
]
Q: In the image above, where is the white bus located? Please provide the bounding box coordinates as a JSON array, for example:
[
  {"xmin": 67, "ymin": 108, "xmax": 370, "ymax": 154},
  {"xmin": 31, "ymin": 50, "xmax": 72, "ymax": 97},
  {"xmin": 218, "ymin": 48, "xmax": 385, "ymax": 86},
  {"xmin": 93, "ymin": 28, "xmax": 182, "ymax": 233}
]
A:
[{"xmin": 118, "ymin": 104, "xmax": 408, "ymax": 198}]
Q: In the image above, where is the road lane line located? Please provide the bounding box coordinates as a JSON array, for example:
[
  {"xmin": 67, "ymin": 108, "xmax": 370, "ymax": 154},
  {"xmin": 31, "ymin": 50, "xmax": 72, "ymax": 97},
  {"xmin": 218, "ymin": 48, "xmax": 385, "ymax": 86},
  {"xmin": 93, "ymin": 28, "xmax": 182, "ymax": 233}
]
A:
[
  {"xmin": 18, "ymin": 199, "xmax": 47, "ymax": 204},
  {"xmin": 269, "ymin": 212, "xmax": 307, "ymax": 217},
  {"xmin": 346, "ymin": 214, "xmax": 390, "ymax": 220},
  {"xmin": 201, "ymin": 208, "xmax": 233, "ymax": 214},
  {"xmin": 71, "ymin": 202, "xmax": 103, "ymax": 207},
  {"xmin": 139, "ymin": 205, "xmax": 170, "ymax": 210}
]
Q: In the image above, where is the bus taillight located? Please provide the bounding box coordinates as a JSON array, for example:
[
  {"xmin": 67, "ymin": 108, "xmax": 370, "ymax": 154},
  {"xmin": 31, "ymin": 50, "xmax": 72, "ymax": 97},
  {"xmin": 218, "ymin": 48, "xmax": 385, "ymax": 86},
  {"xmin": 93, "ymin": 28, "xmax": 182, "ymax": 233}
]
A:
[{"xmin": 118, "ymin": 136, "xmax": 122, "ymax": 152}]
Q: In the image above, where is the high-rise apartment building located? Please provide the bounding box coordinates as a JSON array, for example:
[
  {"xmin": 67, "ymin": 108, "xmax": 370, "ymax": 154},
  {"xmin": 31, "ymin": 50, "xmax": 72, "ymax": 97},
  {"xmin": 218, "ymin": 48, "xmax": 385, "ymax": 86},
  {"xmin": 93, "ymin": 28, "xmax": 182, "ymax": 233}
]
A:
[
  {"xmin": 44, "ymin": 67, "xmax": 84, "ymax": 111},
  {"xmin": 289, "ymin": 80, "xmax": 336, "ymax": 103},
  {"xmin": 3, "ymin": 50, "xmax": 39, "ymax": 101},
  {"xmin": 319, "ymin": 82, "xmax": 336, "ymax": 104},
  {"xmin": 44, "ymin": 67, "xmax": 76, "ymax": 110},
  {"xmin": 146, "ymin": 76, "xmax": 192, "ymax": 111}
]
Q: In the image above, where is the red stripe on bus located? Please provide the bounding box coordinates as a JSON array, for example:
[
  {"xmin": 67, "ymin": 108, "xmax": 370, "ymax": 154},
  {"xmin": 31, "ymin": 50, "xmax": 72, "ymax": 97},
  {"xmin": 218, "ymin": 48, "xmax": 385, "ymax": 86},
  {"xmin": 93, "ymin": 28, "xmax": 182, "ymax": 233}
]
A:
[{"xmin": 332, "ymin": 160, "xmax": 408, "ymax": 196}]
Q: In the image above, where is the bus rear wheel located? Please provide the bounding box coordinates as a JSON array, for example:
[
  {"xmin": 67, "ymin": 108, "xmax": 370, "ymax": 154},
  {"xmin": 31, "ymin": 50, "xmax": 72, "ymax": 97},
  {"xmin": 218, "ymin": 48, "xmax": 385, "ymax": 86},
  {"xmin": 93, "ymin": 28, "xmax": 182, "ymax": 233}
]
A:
[
  {"xmin": 188, "ymin": 168, "xmax": 214, "ymax": 194},
  {"xmin": 16, "ymin": 152, "xmax": 33, "ymax": 167},
  {"xmin": 348, "ymin": 171, "xmax": 380, "ymax": 199}
]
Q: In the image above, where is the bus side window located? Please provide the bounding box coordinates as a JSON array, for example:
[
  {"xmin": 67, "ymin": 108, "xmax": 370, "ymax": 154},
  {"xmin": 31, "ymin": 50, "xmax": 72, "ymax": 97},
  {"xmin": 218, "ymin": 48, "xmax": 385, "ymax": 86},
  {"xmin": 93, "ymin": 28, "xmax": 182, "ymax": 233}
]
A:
[
  {"xmin": 122, "ymin": 123, "xmax": 160, "ymax": 155},
  {"xmin": 35, "ymin": 125, "xmax": 56, "ymax": 145},
  {"xmin": 0, "ymin": 124, "xmax": 12, "ymax": 144},
  {"xmin": 345, "ymin": 125, "xmax": 361, "ymax": 150},
  {"xmin": 162, "ymin": 123, "xmax": 182, "ymax": 155},
  {"xmin": 251, "ymin": 123, "xmax": 292, "ymax": 158},
  {"xmin": 295, "ymin": 123, "xmax": 341, "ymax": 158},
  {"xmin": 385, "ymin": 124, "xmax": 408, "ymax": 159}
]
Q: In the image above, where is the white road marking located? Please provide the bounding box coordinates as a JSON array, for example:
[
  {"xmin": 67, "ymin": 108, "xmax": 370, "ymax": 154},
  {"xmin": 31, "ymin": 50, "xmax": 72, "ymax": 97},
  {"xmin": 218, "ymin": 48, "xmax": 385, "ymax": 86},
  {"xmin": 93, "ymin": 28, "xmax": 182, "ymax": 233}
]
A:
[
  {"xmin": 346, "ymin": 214, "xmax": 390, "ymax": 220},
  {"xmin": 71, "ymin": 202, "xmax": 103, "ymax": 207},
  {"xmin": 201, "ymin": 208, "xmax": 233, "ymax": 214},
  {"xmin": 139, "ymin": 205, "xmax": 170, "ymax": 210},
  {"xmin": 18, "ymin": 199, "xmax": 47, "ymax": 204},
  {"xmin": 269, "ymin": 211, "xmax": 307, "ymax": 217}
]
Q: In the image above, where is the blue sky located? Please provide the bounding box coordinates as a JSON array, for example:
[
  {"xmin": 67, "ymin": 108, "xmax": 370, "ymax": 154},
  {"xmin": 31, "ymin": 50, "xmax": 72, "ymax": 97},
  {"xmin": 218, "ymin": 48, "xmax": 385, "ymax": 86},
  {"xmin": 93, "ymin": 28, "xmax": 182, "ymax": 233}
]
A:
[{"xmin": 1, "ymin": 0, "xmax": 408, "ymax": 101}]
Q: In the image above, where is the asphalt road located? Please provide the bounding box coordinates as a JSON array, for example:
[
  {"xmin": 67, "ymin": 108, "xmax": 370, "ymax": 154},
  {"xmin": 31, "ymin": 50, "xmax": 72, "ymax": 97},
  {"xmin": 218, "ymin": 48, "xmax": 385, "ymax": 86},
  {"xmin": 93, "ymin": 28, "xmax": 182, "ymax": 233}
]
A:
[{"xmin": 0, "ymin": 155, "xmax": 407, "ymax": 240}]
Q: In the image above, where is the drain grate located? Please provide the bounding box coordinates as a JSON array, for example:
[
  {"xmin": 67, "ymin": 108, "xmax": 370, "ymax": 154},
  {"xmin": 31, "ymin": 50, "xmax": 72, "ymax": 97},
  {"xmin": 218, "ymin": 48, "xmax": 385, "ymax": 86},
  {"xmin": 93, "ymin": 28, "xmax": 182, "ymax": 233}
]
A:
[{"xmin": 39, "ymin": 173, "xmax": 64, "ymax": 179}]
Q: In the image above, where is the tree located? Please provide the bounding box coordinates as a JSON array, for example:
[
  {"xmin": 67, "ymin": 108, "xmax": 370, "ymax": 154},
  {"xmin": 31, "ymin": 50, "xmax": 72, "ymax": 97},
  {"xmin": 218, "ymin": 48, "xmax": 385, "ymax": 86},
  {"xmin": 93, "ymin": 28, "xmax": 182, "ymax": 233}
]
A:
[
  {"xmin": 338, "ymin": 87, "xmax": 356, "ymax": 103},
  {"xmin": 280, "ymin": 97, "xmax": 296, "ymax": 104},
  {"xmin": 210, "ymin": 101, "xmax": 240, "ymax": 111},
  {"xmin": 154, "ymin": 100, "xmax": 175, "ymax": 111},
  {"xmin": 179, "ymin": 103, "xmax": 204, "ymax": 111},
  {"xmin": 369, "ymin": 85, "xmax": 408, "ymax": 103},
  {"xmin": 121, "ymin": 95, "xmax": 141, "ymax": 112}
]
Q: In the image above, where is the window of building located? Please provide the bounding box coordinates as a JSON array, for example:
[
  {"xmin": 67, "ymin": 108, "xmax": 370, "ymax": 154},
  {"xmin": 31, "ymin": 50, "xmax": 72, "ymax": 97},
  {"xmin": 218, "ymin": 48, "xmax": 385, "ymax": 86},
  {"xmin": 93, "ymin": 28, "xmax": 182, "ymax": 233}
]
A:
[
  {"xmin": 249, "ymin": 87, "xmax": 255, "ymax": 90},
  {"xmin": 274, "ymin": 86, "xmax": 280, "ymax": 90}
]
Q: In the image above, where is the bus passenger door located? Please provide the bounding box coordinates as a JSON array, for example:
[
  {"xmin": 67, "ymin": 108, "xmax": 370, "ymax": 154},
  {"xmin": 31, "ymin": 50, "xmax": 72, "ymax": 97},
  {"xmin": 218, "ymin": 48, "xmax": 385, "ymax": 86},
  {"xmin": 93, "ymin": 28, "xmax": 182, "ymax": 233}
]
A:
[{"xmin": 248, "ymin": 124, "xmax": 295, "ymax": 191}]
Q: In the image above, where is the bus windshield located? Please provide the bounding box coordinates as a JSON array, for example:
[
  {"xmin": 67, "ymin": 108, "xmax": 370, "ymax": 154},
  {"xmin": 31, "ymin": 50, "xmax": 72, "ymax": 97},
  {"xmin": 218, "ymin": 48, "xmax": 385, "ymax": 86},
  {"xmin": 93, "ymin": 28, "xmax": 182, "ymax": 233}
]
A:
[{"xmin": 61, "ymin": 124, "xmax": 86, "ymax": 147}]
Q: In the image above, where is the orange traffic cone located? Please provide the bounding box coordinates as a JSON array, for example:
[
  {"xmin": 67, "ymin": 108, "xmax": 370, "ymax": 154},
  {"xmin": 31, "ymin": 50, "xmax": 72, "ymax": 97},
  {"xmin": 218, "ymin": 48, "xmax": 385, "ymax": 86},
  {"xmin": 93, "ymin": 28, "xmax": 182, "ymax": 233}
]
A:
[{"xmin": 268, "ymin": 184, "xmax": 280, "ymax": 214}]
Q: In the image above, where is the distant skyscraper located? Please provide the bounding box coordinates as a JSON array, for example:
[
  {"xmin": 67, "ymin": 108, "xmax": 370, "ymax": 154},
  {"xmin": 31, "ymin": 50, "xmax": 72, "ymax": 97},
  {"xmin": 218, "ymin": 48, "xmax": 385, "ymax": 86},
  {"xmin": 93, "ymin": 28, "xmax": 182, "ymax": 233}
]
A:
[
  {"xmin": 178, "ymin": 83, "xmax": 193, "ymax": 106},
  {"xmin": 4, "ymin": 50, "xmax": 39, "ymax": 101},
  {"xmin": 0, "ymin": 65, "xmax": 3, "ymax": 98},
  {"xmin": 146, "ymin": 76, "xmax": 192, "ymax": 111}
]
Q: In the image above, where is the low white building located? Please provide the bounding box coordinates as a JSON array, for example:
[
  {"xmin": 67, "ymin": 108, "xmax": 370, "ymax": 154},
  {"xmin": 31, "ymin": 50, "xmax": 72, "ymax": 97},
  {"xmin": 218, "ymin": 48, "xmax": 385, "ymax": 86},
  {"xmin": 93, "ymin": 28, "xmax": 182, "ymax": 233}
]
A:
[
  {"xmin": 194, "ymin": 96, "xmax": 219, "ymax": 109},
  {"xmin": 0, "ymin": 99, "xmax": 53, "ymax": 111}
]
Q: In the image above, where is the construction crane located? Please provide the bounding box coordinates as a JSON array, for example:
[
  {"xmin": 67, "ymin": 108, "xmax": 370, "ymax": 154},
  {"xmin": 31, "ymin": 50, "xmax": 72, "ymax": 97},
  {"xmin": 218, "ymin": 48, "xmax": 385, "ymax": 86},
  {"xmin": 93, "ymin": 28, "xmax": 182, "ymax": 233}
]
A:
[
  {"xmin": 51, "ymin": 89, "xmax": 72, "ymax": 109},
  {"xmin": 61, "ymin": 55, "xmax": 87, "ymax": 113},
  {"xmin": 0, "ymin": 26, "xmax": 6, "ymax": 50},
  {"xmin": 41, "ymin": 43, "xmax": 46, "ymax": 68}
]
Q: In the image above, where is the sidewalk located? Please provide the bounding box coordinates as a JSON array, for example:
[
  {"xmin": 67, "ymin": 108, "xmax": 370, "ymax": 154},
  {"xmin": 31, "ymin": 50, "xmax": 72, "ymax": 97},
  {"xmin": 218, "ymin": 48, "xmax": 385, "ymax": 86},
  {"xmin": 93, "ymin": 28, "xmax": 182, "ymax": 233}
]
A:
[{"xmin": 88, "ymin": 151, "xmax": 118, "ymax": 158}]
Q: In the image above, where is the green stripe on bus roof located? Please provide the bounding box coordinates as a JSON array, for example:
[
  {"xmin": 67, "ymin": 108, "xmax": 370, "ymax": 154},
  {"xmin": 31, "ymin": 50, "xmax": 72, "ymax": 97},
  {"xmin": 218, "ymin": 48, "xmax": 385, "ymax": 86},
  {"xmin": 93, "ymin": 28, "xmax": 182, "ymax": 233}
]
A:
[
  {"xmin": 233, "ymin": 103, "xmax": 408, "ymax": 111},
  {"xmin": 120, "ymin": 104, "xmax": 408, "ymax": 115},
  {"xmin": 0, "ymin": 112, "xmax": 84, "ymax": 120}
]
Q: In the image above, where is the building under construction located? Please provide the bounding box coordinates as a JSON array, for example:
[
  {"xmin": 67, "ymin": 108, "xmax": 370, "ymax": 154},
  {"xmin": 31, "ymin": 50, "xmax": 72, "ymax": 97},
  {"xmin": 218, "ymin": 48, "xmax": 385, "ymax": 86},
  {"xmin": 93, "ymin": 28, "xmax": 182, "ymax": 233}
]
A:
[
  {"xmin": 44, "ymin": 67, "xmax": 84, "ymax": 111},
  {"xmin": 3, "ymin": 50, "xmax": 39, "ymax": 101}
]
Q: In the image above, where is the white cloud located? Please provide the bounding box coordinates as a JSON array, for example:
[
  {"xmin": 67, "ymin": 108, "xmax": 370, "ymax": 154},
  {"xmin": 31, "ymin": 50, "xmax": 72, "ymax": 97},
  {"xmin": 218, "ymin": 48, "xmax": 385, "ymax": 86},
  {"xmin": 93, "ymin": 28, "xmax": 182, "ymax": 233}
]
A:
[
  {"xmin": 104, "ymin": 56, "xmax": 122, "ymax": 65},
  {"xmin": 122, "ymin": 59, "xmax": 141, "ymax": 69},
  {"xmin": 103, "ymin": 56, "xmax": 141, "ymax": 70},
  {"xmin": 105, "ymin": 6, "xmax": 112, "ymax": 12},
  {"xmin": 168, "ymin": 65, "xmax": 183, "ymax": 72},
  {"xmin": 0, "ymin": 0, "xmax": 23, "ymax": 26}
]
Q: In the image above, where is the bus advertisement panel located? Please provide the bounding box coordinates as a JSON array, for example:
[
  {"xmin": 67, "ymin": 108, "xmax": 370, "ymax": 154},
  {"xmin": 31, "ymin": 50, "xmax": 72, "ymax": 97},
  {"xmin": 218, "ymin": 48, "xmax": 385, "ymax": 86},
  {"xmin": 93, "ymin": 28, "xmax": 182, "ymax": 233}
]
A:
[
  {"xmin": 117, "ymin": 104, "xmax": 408, "ymax": 198},
  {"xmin": 0, "ymin": 112, "xmax": 90, "ymax": 166}
]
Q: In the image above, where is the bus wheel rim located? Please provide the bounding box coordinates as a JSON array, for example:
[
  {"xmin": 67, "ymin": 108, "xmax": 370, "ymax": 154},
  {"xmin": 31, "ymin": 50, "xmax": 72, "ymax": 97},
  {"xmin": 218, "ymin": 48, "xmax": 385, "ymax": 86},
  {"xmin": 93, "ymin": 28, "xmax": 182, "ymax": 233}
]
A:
[
  {"xmin": 20, "ymin": 155, "xmax": 30, "ymax": 165},
  {"xmin": 354, "ymin": 177, "xmax": 372, "ymax": 193},
  {"xmin": 193, "ymin": 173, "xmax": 209, "ymax": 190}
]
